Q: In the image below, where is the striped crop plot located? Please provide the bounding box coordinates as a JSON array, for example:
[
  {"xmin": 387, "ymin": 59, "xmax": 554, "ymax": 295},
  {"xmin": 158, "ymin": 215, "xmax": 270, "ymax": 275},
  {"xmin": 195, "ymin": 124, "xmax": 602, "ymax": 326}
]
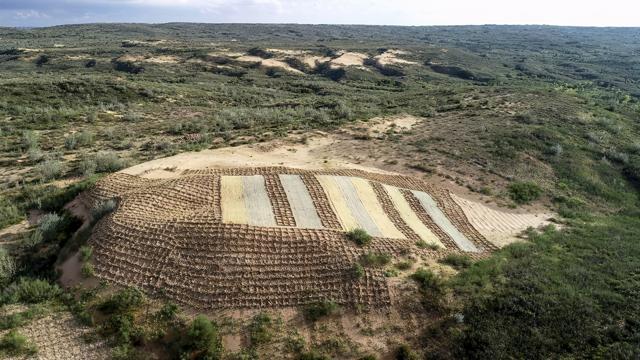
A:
[{"xmin": 77, "ymin": 166, "xmax": 543, "ymax": 310}]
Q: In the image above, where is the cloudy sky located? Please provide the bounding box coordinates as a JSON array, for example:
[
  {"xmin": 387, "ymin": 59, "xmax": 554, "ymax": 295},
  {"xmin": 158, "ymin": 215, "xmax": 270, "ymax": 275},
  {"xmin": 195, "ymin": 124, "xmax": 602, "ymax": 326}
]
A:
[{"xmin": 1, "ymin": 0, "xmax": 639, "ymax": 27}]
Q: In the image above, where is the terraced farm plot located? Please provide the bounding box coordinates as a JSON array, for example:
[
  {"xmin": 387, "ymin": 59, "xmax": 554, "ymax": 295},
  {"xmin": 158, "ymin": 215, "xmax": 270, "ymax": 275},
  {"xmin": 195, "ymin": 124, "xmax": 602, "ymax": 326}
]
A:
[{"xmin": 77, "ymin": 167, "xmax": 545, "ymax": 309}]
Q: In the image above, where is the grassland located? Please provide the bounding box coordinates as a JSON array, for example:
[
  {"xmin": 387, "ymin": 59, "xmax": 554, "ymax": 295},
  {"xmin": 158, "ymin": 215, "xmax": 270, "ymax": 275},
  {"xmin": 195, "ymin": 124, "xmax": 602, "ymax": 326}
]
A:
[{"xmin": 1, "ymin": 24, "xmax": 640, "ymax": 359}]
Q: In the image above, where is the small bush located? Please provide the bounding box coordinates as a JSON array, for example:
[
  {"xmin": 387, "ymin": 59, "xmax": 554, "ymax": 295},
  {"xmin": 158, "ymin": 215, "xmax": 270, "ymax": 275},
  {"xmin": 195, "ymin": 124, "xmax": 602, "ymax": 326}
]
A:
[
  {"xmin": 85, "ymin": 59, "xmax": 97, "ymax": 68},
  {"xmin": 35, "ymin": 54, "xmax": 49, "ymax": 66},
  {"xmin": 351, "ymin": 263, "xmax": 365, "ymax": 279},
  {"xmin": 0, "ymin": 330, "xmax": 37, "ymax": 356},
  {"xmin": 439, "ymin": 254, "xmax": 473, "ymax": 270},
  {"xmin": 359, "ymin": 252, "xmax": 391, "ymax": 267},
  {"xmin": 180, "ymin": 315, "xmax": 222, "ymax": 359},
  {"xmin": 95, "ymin": 152, "xmax": 127, "ymax": 172},
  {"xmin": 91, "ymin": 199, "xmax": 117, "ymax": 221},
  {"xmin": 79, "ymin": 246, "xmax": 93, "ymax": 262},
  {"xmin": 395, "ymin": 260, "xmax": 413, "ymax": 271},
  {"xmin": 0, "ymin": 248, "xmax": 16, "ymax": 285},
  {"xmin": 411, "ymin": 268, "xmax": 444, "ymax": 292},
  {"xmin": 249, "ymin": 312, "xmax": 273, "ymax": 346},
  {"xmin": 303, "ymin": 300, "xmax": 338, "ymax": 322},
  {"xmin": 81, "ymin": 262, "xmax": 95, "ymax": 278},
  {"xmin": 508, "ymin": 181, "xmax": 542, "ymax": 204},
  {"xmin": 415, "ymin": 240, "xmax": 440, "ymax": 251},
  {"xmin": 155, "ymin": 302, "xmax": 179, "ymax": 322},
  {"xmin": 20, "ymin": 130, "xmax": 38, "ymax": 151},
  {"xmin": 395, "ymin": 344, "xmax": 418, "ymax": 360},
  {"xmin": 36, "ymin": 213, "xmax": 64, "ymax": 242},
  {"xmin": 98, "ymin": 287, "xmax": 145, "ymax": 315},
  {"xmin": 64, "ymin": 134, "xmax": 78, "ymax": 150},
  {"xmin": 346, "ymin": 228, "xmax": 372, "ymax": 246},
  {"xmin": 0, "ymin": 199, "xmax": 22, "ymax": 229},
  {"xmin": 35, "ymin": 160, "xmax": 64, "ymax": 181},
  {"xmin": 2, "ymin": 278, "xmax": 61, "ymax": 304}
]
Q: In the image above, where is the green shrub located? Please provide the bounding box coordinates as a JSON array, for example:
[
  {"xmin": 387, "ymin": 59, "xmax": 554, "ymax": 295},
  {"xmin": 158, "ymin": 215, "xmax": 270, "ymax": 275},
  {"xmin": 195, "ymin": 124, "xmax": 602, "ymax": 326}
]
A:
[
  {"xmin": 298, "ymin": 351, "xmax": 330, "ymax": 360},
  {"xmin": 20, "ymin": 130, "xmax": 38, "ymax": 151},
  {"xmin": 98, "ymin": 287, "xmax": 145, "ymax": 315},
  {"xmin": 79, "ymin": 246, "xmax": 93, "ymax": 262},
  {"xmin": 351, "ymin": 263, "xmax": 365, "ymax": 279},
  {"xmin": 81, "ymin": 262, "xmax": 94, "ymax": 278},
  {"xmin": 155, "ymin": 302, "xmax": 179, "ymax": 322},
  {"xmin": 394, "ymin": 260, "xmax": 413, "ymax": 271},
  {"xmin": 91, "ymin": 199, "xmax": 117, "ymax": 222},
  {"xmin": 0, "ymin": 248, "xmax": 16, "ymax": 286},
  {"xmin": 439, "ymin": 254, "xmax": 473, "ymax": 270},
  {"xmin": 2, "ymin": 278, "xmax": 61, "ymax": 304},
  {"xmin": 180, "ymin": 315, "xmax": 222, "ymax": 360},
  {"xmin": 411, "ymin": 268, "xmax": 444, "ymax": 292},
  {"xmin": 35, "ymin": 160, "xmax": 64, "ymax": 181},
  {"xmin": 508, "ymin": 181, "xmax": 542, "ymax": 204},
  {"xmin": 94, "ymin": 152, "xmax": 127, "ymax": 173},
  {"xmin": 0, "ymin": 330, "xmax": 37, "ymax": 356},
  {"xmin": 359, "ymin": 252, "xmax": 391, "ymax": 267},
  {"xmin": 249, "ymin": 312, "xmax": 273, "ymax": 346},
  {"xmin": 0, "ymin": 198, "xmax": 22, "ymax": 229},
  {"xmin": 36, "ymin": 213, "xmax": 64, "ymax": 242},
  {"xmin": 346, "ymin": 228, "xmax": 372, "ymax": 246},
  {"xmin": 415, "ymin": 240, "xmax": 440, "ymax": 250},
  {"xmin": 395, "ymin": 344, "xmax": 418, "ymax": 360},
  {"xmin": 64, "ymin": 134, "xmax": 78, "ymax": 150},
  {"xmin": 303, "ymin": 300, "xmax": 338, "ymax": 322}
]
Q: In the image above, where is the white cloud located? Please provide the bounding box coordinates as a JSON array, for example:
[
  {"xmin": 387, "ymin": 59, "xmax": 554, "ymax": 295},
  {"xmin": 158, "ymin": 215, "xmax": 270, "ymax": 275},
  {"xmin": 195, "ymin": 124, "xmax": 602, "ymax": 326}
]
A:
[{"xmin": 14, "ymin": 9, "xmax": 50, "ymax": 19}]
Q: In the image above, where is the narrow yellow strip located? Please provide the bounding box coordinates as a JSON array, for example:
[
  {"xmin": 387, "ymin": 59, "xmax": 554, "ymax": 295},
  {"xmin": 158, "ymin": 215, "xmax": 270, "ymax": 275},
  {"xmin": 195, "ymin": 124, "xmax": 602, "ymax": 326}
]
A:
[
  {"xmin": 220, "ymin": 176, "xmax": 248, "ymax": 224},
  {"xmin": 350, "ymin": 178, "xmax": 405, "ymax": 239},
  {"xmin": 316, "ymin": 175, "xmax": 359, "ymax": 231},
  {"xmin": 383, "ymin": 184, "xmax": 443, "ymax": 247}
]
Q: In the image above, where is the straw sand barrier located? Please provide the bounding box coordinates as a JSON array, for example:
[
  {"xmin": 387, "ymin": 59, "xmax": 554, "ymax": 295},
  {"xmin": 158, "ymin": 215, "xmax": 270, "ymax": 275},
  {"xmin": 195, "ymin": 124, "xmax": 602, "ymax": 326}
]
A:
[
  {"xmin": 450, "ymin": 193, "xmax": 552, "ymax": 247},
  {"xmin": 221, "ymin": 176, "xmax": 248, "ymax": 224},
  {"xmin": 317, "ymin": 175, "xmax": 362, "ymax": 232},
  {"xmin": 383, "ymin": 184, "xmax": 443, "ymax": 247},
  {"xmin": 279, "ymin": 174, "xmax": 324, "ymax": 229},
  {"xmin": 412, "ymin": 190, "xmax": 479, "ymax": 252},
  {"xmin": 350, "ymin": 177, "xmax": 405, "ymax": 239},
  {"xmin": 242, "ymin": 175, "xmax": 277, "ymax": 227}
]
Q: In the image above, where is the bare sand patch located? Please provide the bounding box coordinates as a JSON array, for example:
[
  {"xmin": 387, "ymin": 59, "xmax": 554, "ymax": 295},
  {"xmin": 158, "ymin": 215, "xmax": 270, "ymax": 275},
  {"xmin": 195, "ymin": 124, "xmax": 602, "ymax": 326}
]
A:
[
  {"xmin": 330, "ymin": 51, "xmax": 369, "ymax": 68},
  {"xmin": 235, "ymin": 55, "xmax": 303, "ymax": 74},
  {"xmin": 374, "ymin": 50, "xmax": 417, "ymax": 66},
  {"xmin": 122, "ymin": 134, "xmax": 393, "ymax": 178},
  {"xmin": 301, "ymin": 55, "xmax": 331, "ymax": 68}
]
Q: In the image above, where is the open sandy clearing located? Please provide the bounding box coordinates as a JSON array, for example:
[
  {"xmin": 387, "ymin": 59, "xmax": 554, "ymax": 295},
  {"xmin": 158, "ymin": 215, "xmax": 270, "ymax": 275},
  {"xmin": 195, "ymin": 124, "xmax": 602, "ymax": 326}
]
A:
[
  {"xmin": 330, "ymin": 51, "xmax": 369, "ymax": 68},
  {"xmin": 374, "ymin": 50, "xmax": 417, "ymax": 66},
  {"xmin": 235, "ymin": 55, "xmax": 303, "ymax": 74}
]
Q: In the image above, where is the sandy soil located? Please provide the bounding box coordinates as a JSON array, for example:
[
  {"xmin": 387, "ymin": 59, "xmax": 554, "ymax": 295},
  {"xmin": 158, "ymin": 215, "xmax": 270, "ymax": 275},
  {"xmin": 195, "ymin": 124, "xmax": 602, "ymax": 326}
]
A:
[
  {"xmin": 374, "ymin": 50, "xmax": 417, "ymax": 66},
  {"xmin": 301, "ymin": 55, "xmax": 331, "ymax": 68},
  {"xmin": 330, "ymin": 51, "xmax": 369, "ymax": 68},
  {"xmin": 122, "ymin": 133, "xmax": 394, "ymax": 178}
]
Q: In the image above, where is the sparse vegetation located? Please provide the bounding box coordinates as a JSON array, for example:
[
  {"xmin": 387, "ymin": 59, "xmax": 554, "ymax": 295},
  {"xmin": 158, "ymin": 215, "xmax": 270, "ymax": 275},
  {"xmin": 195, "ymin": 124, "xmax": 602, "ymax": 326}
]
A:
[
  {"xmin": 303, "ymin": 300, "xmax": 339, "ymax": 322},
  {"xmin": 346, "ymin": 228, "xmax": 372, "ymax": 246},
  {"xmin": 508, "ymin": 181, "xmax": 543, "ymax": 204},
  {"xmin": 359, "ymin": 252, "xmax": 391, "ymax": 267}
]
